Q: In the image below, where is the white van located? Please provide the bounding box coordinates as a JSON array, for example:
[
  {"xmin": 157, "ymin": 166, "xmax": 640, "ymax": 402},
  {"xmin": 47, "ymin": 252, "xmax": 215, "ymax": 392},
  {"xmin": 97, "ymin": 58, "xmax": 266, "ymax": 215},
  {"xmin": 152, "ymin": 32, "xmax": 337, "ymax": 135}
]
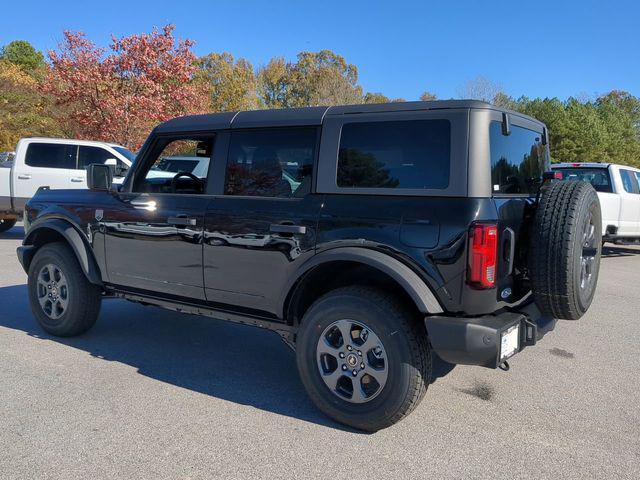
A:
[
  {"xmin": 0, "ymin": 138, "xmax": 135, "ymax": 232},
  {"xmin": 552, "ymin": 162, "xmax": 640, "ymax": 243}
]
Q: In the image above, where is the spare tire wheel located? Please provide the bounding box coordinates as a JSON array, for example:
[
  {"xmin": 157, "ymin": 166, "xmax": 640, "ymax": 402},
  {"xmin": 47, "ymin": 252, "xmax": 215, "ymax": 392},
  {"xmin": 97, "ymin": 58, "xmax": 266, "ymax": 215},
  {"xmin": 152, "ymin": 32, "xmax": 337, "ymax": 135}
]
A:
[{"xmin": 529, "ymin": 180, "xmax": 602, "ymax": 320}]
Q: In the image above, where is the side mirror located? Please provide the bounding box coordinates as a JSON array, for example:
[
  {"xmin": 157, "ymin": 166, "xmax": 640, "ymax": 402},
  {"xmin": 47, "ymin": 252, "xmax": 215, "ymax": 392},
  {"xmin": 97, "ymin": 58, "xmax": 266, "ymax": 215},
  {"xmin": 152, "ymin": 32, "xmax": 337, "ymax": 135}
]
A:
[
  {"xmin": 87, "ymin": 164, "xmax": 112, "ymax": 190},
  {"xmin": 105, "ymin": 158, "xmax": 128, "ymax": 177}
]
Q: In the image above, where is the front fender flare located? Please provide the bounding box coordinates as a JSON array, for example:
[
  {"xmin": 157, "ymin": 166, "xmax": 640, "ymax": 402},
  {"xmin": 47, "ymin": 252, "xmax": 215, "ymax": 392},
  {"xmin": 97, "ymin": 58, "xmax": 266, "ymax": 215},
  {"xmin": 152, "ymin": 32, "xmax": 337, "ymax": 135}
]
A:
[
  {"xmin": 282, "ymin": 247, "xmax": 444, "ymax": 317},
  {"xmin": 19, "ymin": 219, "xmax": 103, "ymax": 286}
]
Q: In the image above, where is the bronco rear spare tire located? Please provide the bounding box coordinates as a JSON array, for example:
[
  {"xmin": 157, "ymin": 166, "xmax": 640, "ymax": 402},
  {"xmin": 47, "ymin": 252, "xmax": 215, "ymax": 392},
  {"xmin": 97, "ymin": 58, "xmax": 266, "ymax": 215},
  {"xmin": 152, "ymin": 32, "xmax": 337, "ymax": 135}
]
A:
[{"xmin": 529, "ymin": 180, "xmax": 602, "ymax": 320}]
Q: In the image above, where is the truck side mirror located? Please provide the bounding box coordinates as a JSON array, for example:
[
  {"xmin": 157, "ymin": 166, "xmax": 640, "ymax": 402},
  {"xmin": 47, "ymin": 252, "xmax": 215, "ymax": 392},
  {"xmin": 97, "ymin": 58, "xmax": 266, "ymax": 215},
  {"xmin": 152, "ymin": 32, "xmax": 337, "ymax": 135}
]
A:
[
  {"xmin": 87, "ymin": 164, "xmax": 112, "ymax": 190},
  {"xmin": 105, "ymin": 158, "xmax": 128, "ymax": 177}
]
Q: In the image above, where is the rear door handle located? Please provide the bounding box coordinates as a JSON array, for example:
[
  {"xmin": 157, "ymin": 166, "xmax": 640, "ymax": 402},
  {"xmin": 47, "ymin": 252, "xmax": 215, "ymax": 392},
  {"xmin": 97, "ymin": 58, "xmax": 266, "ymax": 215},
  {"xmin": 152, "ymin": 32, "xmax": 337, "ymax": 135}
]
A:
[
  {"xmin": 270, "ymin": 224, "xmax": 307, "ymax": 235},
  {"xmin": 17, "ymin": 174, "xmax": 31, "ymax": 180},
  {"xmin": 71, "ymin": 177, "xmax": 84, "ymax": 183},
  {"xmin": 168, "ymin": 216, "xmax": 197, "ymax": 226}
]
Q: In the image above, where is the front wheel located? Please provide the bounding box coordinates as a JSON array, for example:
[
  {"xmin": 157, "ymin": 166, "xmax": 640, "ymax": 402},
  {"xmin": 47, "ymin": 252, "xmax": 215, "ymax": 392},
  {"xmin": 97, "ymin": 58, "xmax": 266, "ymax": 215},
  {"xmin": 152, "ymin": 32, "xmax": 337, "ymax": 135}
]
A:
[
  {"xmin": 27, "ymin": 242, "xmax": 102, "ymax": 336},
  {"xmin": 296, "ymin": 287, "xmax": 431, "ymax": 431}
]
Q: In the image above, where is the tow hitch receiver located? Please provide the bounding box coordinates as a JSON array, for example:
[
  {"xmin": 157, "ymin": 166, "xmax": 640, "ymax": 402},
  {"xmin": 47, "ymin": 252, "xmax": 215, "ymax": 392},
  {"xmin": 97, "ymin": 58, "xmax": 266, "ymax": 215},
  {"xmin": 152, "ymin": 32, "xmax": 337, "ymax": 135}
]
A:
[{"xmin": 425, "ymin": 303, "xmax": 555, "ymax": 369}]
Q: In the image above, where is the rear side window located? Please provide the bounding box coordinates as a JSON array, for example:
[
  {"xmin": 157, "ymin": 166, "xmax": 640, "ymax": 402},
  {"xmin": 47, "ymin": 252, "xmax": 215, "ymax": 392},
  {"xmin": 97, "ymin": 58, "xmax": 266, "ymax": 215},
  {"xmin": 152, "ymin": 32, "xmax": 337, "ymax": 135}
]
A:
[
  {"xmin": 553, "ymin": 167, "xmax": 613, "ymax": 193},
  {"xmin": 337, "ymin": 120, "xmax": 450, "ymax": 189},
  {"xmin": 620, "ymin": 169, "xmax": 640, "ymax": 194},
  {"xmin": 224, "ymin": 128, "xmax": 317, "ymax": 198},
  {"xmin": 490, "ymin": 122, "xmax": 546, "ymax": 195},
  {"xmin": 25, "ymin": 143, "xmax": 77, "ymax": 169},
  {"xmin": 78, "ymin": 146, "xmax": 117, "ymax": 169}
]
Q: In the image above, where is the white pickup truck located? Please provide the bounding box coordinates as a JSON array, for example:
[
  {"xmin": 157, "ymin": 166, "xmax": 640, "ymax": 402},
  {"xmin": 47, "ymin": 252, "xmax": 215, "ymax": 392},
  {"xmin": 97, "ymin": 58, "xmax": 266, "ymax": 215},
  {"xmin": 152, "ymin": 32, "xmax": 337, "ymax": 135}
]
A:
[
  {"xmin": 552, "ymin": 162, "xmax": 640, "ymax": 243},
  {"xmin": 0, "ymin": 138, "xmax": 135, "ymax": 232}
]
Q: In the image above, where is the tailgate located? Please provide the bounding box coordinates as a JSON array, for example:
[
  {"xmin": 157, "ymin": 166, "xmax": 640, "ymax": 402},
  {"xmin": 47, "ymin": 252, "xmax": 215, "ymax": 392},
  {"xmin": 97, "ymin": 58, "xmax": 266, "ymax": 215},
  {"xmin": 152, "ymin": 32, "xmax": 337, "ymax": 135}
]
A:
[{"xmin": 0, "ymin": 167, "xmax": 13, "ymax": 211}]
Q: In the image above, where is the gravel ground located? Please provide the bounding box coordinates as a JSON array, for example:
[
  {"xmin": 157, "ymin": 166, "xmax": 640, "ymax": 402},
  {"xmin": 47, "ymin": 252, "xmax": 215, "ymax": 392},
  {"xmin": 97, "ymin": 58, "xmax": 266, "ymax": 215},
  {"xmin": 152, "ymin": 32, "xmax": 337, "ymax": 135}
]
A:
[{"xmin": 1, "ymin": 223, "xmax": 638, "ymax": 479}]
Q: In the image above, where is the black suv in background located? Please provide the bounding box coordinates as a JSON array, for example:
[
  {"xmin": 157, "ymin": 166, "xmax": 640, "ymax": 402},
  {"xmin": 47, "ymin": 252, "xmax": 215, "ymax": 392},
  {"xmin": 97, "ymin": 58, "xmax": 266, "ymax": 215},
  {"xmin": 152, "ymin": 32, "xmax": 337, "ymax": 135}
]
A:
[{"xmin": 17, "ymin": 100, "xmax": 602, "ymax": 431}]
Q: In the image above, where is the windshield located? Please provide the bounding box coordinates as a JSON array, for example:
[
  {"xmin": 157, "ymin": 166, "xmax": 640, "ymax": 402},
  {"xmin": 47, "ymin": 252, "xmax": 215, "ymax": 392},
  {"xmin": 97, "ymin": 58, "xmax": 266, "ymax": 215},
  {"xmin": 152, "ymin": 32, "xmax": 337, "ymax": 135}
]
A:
[
  {"xmin": 554, "ymin": 167, "xmax": 613, "ymax": 193},
  {"xmin": 113, "ymin": 146, "xmax": 136, "ymax": 163}
]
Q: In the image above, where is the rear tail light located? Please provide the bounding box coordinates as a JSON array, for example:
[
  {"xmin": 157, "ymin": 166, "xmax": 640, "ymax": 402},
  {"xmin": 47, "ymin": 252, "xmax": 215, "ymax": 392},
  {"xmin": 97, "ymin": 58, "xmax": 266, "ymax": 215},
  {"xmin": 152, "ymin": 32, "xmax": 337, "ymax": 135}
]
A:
[{"xmin": 468, "ymin": 223, "xmax": 498, "ymax": 289}]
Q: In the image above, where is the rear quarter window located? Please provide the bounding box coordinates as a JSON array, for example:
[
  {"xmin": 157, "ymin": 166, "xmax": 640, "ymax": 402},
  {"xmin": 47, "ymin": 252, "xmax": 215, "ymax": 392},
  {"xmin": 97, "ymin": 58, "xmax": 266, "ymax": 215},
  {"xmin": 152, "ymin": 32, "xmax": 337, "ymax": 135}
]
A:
[
  {"xmin": 336, "ymin": 119, "xmax": 451, "ymax": 189},
  {"xmin": 490, "ymin": 122, "xmax": 546, "ymax": 195},
  {"xmin": 25, "ymin": 143, "xmax": 77, "ymax": 169}
]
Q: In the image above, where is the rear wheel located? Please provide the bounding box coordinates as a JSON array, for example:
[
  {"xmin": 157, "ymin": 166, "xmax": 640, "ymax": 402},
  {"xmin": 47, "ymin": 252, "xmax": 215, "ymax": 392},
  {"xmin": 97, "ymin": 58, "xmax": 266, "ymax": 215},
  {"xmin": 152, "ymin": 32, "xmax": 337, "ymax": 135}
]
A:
[
  {"xmin": 529, "ymin": 181, "xmax": 602, "ymax": 320},
  {"xmin": 296, "ymin": 287, "xmax": 431, "ymax": 431},
  {"xmin": 27, "ymin": 242, "xmax": 102, "ymax": 336},
  {"xmin": 0, "ymin": 218, "xmax": 17, "ymax": 233}
]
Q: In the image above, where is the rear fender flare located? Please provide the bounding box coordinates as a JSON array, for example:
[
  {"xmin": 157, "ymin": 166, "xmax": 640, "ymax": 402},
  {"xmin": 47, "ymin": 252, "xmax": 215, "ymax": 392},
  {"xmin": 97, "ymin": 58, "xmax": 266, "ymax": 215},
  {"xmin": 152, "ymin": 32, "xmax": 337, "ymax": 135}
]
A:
[
  {"xmin": 21, "ymin": 219, "xmax": 103, "ymax": 286},
  {"xmin": 282, "ymin": 247, "xmax": 444, "ymax": 318}
]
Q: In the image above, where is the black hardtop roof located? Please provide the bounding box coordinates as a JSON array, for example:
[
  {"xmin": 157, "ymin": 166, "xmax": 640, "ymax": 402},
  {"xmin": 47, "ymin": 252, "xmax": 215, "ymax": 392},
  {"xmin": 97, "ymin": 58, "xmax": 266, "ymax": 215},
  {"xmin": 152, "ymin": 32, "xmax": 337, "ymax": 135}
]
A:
[{"xmin": 154, "ymin": 99, "xmax": 542, "ymax": 133}]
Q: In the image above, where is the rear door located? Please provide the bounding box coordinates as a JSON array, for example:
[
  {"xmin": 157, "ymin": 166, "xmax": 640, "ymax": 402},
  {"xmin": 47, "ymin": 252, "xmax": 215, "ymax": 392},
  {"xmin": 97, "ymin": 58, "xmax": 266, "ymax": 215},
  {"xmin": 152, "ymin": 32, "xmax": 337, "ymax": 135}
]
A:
[
  {"xmin": 203, "ymin": 127, "xmax": 322, "ymax": 317},
  {"xmin": 13, "ymin": 142, "xmax": 77, "ymax": 206}
]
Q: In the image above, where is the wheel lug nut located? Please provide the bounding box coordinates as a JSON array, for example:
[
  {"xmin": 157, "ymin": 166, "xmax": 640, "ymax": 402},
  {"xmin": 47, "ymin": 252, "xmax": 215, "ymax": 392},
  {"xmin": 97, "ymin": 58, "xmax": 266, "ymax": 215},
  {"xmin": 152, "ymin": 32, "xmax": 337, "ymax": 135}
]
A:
[
  {"xmin": 357, "ymin": 350, "xmax": 362, "ymax": 356},
  {"xmin": 342, "ymin": 365, "xmax": 347, "ymax": 371},
  {"xmin": 352, "ymin": 370, "xmax": 358, "ymax": 376},
  {"xmin": 339, "ymin": 352, "xmax": 345, "ymax": 358},
  {"xmin": 360, "ymin": 363, "xmax": 365, "ymax": 369},
  {"xmin": 347, "ymin": 345, "xmax": 353, "ymax": 351}
]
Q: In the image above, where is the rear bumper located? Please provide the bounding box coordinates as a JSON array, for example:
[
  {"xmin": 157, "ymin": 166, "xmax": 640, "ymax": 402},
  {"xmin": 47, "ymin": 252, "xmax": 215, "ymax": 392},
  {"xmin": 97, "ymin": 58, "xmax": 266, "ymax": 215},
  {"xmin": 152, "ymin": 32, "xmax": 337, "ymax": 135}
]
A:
[{"xmin": 425, "ymin": 302, "xmax": 556, "ymax": 369}]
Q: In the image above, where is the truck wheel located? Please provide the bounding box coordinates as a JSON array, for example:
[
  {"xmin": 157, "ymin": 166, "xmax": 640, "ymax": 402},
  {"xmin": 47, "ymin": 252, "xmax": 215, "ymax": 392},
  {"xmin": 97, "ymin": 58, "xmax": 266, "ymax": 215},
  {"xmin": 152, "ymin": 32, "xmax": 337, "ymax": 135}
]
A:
[
  {"xmin": 27, "ymin": 242, "xmax": 101, "ymax": 336},
  {"xmin": 296, "ymin": 286, "xmax": 431, "ymax": 431},
  {"xmin": 0, "ymin": 218, "xmax": 17, "ymax": 233},
  {"xmin": 529, "ymin": 181, "xmax": 602, "ymax": 320}
]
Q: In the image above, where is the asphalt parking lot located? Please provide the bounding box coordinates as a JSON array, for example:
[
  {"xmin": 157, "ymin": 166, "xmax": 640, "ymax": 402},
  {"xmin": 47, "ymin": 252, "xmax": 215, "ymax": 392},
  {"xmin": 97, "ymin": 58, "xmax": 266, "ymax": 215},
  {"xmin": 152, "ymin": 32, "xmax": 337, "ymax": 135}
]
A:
[{"xmin": 1, "ymin": 223, "xmax": 639, "ymax": 480}]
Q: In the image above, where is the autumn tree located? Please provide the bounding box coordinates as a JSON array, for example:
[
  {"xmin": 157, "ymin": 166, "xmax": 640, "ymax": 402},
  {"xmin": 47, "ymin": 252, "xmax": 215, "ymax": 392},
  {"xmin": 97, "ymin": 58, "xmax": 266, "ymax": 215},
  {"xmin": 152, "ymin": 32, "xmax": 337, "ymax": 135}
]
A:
[
  {"xmin": 419, "ymin": 91, "xmax": 437, "ymax": 101},
  {"xmin": 363, "ymin": 92, "xmax": 390, "ymax": 104},
  {"xmin": 0, "ymin": 40, "xmax": 45, "ymax": 76},
  {"xmin": 258, "ymin": 50, "xmax": 364, "ymax": 108},
  {"xmin": 197, "ymin": 52, "xmax": 258, "ymax": 112},
  {"xmin": 458, "ymin": 76, "xmax": 505, "ymax": 103},
  {"xmin": 44, "ymin": 25, "xmax": 206, "ymax": 149},
  {"xmin": 0, "ymin": 60, "xmax": 61, "ymax": 150}
]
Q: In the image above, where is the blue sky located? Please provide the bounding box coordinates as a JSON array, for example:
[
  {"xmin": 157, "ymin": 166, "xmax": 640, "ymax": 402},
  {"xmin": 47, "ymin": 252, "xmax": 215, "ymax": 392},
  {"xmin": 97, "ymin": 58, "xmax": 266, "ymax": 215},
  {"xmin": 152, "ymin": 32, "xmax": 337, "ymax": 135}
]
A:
[{"xmin": 2, "ymin": 0, "xmax": 638, "ymax": 101}]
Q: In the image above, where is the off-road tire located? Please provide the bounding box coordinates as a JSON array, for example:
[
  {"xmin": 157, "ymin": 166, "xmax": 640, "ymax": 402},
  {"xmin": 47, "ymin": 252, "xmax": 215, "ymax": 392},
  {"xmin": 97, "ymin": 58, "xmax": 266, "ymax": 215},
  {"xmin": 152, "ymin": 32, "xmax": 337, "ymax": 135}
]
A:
[
  {"xmin": 0, "ymin": 218, "xmax": 17, "ymax": 233},
  {"xmin": 296, "ymin": 286, "xmax": 431, "ymax": 432},
  {"xmin": 529, "ymin": 181, "xmax": 602, "ymax": 320},
  {"xmin": 27, "ymin": 242, "xmax": 102, "ymax": 336}
]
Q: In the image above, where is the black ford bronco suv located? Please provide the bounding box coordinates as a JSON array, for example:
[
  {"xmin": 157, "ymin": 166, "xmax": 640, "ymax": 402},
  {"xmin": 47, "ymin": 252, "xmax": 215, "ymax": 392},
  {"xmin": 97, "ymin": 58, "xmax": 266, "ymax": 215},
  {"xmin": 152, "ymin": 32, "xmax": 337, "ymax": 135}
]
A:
[{"xmin": 17, "ymin": 100, "xmax": 602, "ymax": 431}]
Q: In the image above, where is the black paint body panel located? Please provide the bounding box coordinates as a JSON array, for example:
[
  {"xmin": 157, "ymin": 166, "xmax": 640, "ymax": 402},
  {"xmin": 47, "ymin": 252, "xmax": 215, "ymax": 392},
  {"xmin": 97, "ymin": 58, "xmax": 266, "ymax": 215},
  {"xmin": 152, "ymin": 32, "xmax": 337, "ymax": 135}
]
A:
[{"xmin": 20, "ymin": 101, "xmax": 548, "ymax": 327}]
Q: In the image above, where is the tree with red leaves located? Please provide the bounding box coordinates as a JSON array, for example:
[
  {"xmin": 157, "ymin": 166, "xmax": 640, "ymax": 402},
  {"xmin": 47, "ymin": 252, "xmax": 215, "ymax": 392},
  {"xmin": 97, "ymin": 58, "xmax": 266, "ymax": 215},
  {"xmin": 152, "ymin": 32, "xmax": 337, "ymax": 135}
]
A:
[{"xmin": 44, "ymin": 25, "xmax": 206, "ymax": 149}]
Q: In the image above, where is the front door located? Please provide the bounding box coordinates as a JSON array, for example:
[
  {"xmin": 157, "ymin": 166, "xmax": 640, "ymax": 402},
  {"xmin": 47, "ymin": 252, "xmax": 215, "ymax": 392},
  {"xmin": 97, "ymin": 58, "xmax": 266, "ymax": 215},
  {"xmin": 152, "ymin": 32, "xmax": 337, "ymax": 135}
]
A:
[
  {"xmin": 203, "ymin": 127, "xmax": 322, "ymax": 317},
  {"xmin": 102, "ymin": 135, "xmax": 217, "ymax": 300}
]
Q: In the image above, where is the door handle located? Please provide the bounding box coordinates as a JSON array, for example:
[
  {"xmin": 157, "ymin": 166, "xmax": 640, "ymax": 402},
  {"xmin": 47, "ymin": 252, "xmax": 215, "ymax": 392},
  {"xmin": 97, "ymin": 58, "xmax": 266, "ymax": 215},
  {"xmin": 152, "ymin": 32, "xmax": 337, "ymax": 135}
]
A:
[
  {"xmin": 270, "ymin": 223, "xmax": 307, "ymax": 235},
  {"xmin": 168, "ymin": 216, "xmax": 197, "ymax": 226},
  {"xmin": 71, "ymin": 177, "xmax": 84, "ymax": 182},
  {"xmin": 17, "ymin": 174, "xmax": 31, "ymax": 180},
  {"xmin": 130, "ymin": 199, "xmax": 157, "ymax": 211}
]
